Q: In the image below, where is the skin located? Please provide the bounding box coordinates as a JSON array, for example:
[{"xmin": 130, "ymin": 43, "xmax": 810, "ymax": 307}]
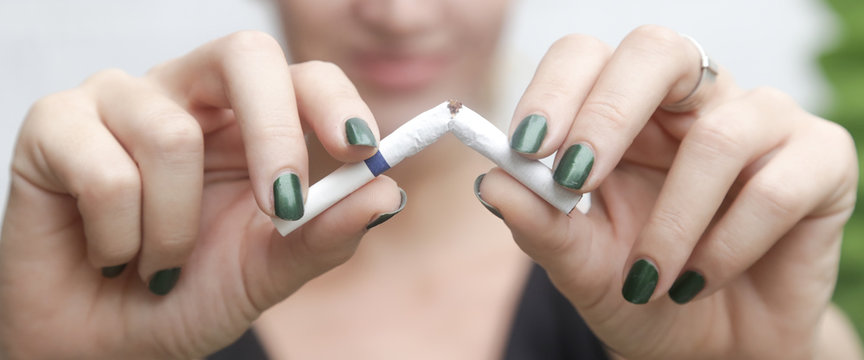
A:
[{"xmin": 1, "ymin": 0, "xmax": 862, "ymax": 359}]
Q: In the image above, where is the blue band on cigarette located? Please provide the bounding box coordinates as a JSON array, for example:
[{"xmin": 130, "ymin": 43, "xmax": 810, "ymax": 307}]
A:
[{"xmin": 364, "ymin": 151, "xmax": 390, "ymax": 176}]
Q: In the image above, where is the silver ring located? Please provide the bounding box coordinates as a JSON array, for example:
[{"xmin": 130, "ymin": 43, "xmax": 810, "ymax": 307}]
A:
[{"xmin": 663, "ymin": 34, "xmax": 719, "ymax": 112}]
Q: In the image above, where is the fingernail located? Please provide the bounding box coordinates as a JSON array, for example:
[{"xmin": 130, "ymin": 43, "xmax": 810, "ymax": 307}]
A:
[
  {"xmin": 148, "ymin": 267, "xmax": 181, "ymax": 296},
  {"xmin": 668, "ymin": 271, "xmax": 705, "ymax": 304},
  {"xmin": 366, "ymin": 188, "xmax": 407, "ymax": 229},
  {"xmin": 553, "ymin": 143, "xmax": 594, "ymax": 190},
  {"xmin": 274, "ymin": 173, "xmax": 304, "ymax": 221},
  {"xmin": 510, "ymin": 114, "xmax": 547, "ymax": 154},
  {"xmin": 345, "ymin": 117, "xmax": 377, "ymax": 147},
  {"xmin": 101, "ymin": 264, "xmax": 127, "ymax": 278},
  {"xmin": 622, "ymin": 259, "xmax": 658, "ymax": 304},
  {"xmin": 474, "ymin": 174, "xmax": 503, "ymax": 220}
]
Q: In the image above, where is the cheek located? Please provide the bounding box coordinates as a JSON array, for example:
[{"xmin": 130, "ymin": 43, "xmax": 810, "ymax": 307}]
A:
[
  {"xmin": 279, "ymin": 2, "xmax": 350, "ymax": 63},
  {"xmin": 455, "ymin": 0, "xmax": 510, "ymax": 46}
]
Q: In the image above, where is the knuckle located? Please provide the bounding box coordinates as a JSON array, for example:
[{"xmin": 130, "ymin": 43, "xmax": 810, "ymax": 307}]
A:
[
  {"xmin": 580, "ymin": 90, "xmax": 630, "ymax": 132},
  {"xmin": 291, "ymin": 61, "xmax": 359, "ymax": 99},
  {"xmin": 26, "ymin": 90, "xmax": 89, "ymax": 121},
  {"xmin": 749, "ymin": 177, "xmax": 799, "ymax": 219},
  {"xmin": 221, "ymin": 30, "xmax": 283, "ymax": 58},
  {"xmin": 689, "ymin": 114, "xmax": 745, "ymax": 159},
  {"xmin": 78, "ymin": 167, "xmax": 141, "ymax": 204},
  {"xmin": 824, "ymin": 121, "xmax": 857, "ymax": 164},
  {"xmin": 91, "ymin": 239, "xmax": 139, "ymax": 265},
  {"xmin": 811, "ymin": 119, "xmax": 856, "ymax": 158},
  {"xmin": 810, "ymin": 120, "xmax": 858, "ymax": 204},
  {"xmin": 701, "ymin": 233, "xmax": 744, "ymax": 276},
  {"xmin": 253, "ymin": 121, "xmax": 305, "ymax": 141},
  {"xmin": 140, "ymin": 112, "xmax": 203, "ymax": 155},
  {"xmin": 527, "ymin": 80, "xmax": 572, "ymax": 105},
  {"xmin": 82, "ymin": 68, "xmax": 132, "ymax": 88},
  {"xmin": 551, "ymin": 33, "xmax": 609, "ymax": 54},
  {"xmin": 650, "ymin": 207, "xmax": 692, "ymax": 243},
  {"xmin": 147, "ymin": 233, "xmax": 196, "ymax": 258},
  {"xmin": 746, "ymin": 86, "xmax": 793, "ymax": 107},
  {"xmin": 27, "ymin": 93, "xmax": 65, "ymax": 118},
  {"xmin": 293, "ymin": 60, "xmax": 345, "ymax": 77},
  {"xmin": 302, "ymin": 236, "xmax": 358, "ymax": 270},
  {"xmin": 625, "ymin": 25, "xmax": 681, "ymax": 54}
]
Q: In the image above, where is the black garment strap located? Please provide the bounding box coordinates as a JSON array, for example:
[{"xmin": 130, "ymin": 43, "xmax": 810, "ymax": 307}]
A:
[
  {"xmin": 207, "ymin": 327, "xmax": 269, "ymax": 360},
  {"xmin": 209, "ymin": 263, "xmax": 607, "ymax": 359},
  {"xmin": 501, "ymin": 263, "xmax": 609, "ymax": 360}
]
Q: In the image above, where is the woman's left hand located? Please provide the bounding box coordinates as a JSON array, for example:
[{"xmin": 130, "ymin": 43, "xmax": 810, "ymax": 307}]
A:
[{"xmin": 479, "ymin": 25, "xmax": 858, "ymax": 359}]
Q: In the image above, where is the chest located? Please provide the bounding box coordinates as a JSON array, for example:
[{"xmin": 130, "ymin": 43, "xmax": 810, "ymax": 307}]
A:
[{"xmin": 254, "ymin": 243, "xmax": 530, "ymax": 360}]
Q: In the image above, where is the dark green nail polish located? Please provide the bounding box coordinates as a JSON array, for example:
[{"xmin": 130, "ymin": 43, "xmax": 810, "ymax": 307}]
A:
[
  {"xmin": 668, "ymin": 271, "xmax": 705, "ymax": 304},
  {"xmin": 511, "ymin": 114, "xmax": 547, "ymax": 154},
  {"xmin": 622, "ymin": 259, "xmax": 658, "ymax": 304},
  {"xmin": 148, "ymin": 267, "xmax": 181, "ymax": 296},
  {"xmin": 474, "ymin": 174, "xmax": 503, "ymax": 220},
  {"xmin": 345, "ymin": 117, "xmax": 377, "ymax": 147},
  {"xmin": 101, "ymin": 264, "xmax": 127, "ymax": 278},
  {"xmin": 367, "ymin": 189, "xmax": 407, "ymax": 229},
  {"xmin": 553, "ymin": 143, "xmax": 594, "ymax": 190},
  {"xmin": 274, "ymin": 173, "xmax": 304, "ymax": 221}
]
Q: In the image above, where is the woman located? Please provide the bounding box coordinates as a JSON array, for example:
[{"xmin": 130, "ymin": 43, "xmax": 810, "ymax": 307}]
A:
[{"xmin": 1, "ymin": 0, "xmax": 862, "ymax": 359}]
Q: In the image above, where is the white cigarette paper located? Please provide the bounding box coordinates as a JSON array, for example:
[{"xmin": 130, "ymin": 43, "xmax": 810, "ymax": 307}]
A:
[
  {"xmin": 272, "ymin": 101, "xmax": 584, "ymax": 236},
  {"xmin": 448, "ymin": 106, "xmax": 582, "ymax": 214},
  {"xmin": 271, "ymin": 105, "xmax": 450, "ymax": 235}
]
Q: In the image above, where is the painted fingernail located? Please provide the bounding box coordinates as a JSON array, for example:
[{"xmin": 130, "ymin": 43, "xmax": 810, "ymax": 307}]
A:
[
  {"xmin": 101, "ymin": 264, "xmax": 127, "ymax": 278},
  {"xmin": 345, "ymin": 117, "xmax": 377, "ymax": 147},
  {"xmin": 510, "ymin": 114, "xmax": 547, "ymax": 154},
  {"xmin": 668, "ymin": 271, "xmax": 705, "ymax": 304},
  {"xmin": 553, "ymin": 143, "xmax": 594, "ymax": 190},
  {"xmin": 474, "ymin": 174, "xmax": 503, "ymax": 220},
  {"xmin": 622, "ymin": 259, "xmax": 659, "ymax": 304},
  {"xmin": 367, "ymin": 188, "xmax": 407, "ymax": 229},
  {"xmin": 274, "ymin": 173, "xmax": 304, "ymax": 221},
  {"xmin": 148, "ymin": 267, "xmax": 181, "ymax": 296}
]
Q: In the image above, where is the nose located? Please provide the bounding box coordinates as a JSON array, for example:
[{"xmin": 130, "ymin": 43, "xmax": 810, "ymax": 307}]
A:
[{"xmin": 352, "ymin": 0, "xmax": 442, "ymax": 38}]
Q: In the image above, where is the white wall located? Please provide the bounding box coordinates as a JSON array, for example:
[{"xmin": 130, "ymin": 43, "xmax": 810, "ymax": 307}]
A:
[{"xmin": 0, "ymin": 0, "xmax": 836, "ymax": 221}]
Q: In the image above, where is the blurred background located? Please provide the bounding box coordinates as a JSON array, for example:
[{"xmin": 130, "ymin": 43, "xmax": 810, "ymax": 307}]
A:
[{"xmin": 0, "ymin": 0, "xmax": 860, "ymax": 337}]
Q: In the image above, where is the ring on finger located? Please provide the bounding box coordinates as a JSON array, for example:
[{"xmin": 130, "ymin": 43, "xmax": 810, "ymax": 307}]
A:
[{"xmin": 662, "ymin": 34, "xmax": 720, "ymax": 112}]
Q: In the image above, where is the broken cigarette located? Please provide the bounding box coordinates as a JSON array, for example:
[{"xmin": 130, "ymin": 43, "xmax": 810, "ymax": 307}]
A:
[{"xmin": 271, "ymin": 101, "xmax": 583, "ymax": 236}]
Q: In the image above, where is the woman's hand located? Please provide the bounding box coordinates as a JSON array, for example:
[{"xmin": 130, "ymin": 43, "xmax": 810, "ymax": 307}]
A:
[
  {"xmin": 480, "ymin": 25, "xmax": 858, "ymax": 359},
  {"xmin": 0, "ymin": 31, "xmax": 403, "ymax": 359}
]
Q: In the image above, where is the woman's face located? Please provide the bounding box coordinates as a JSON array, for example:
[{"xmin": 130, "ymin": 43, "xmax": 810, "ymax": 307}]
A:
[{"xmin": 277, "ymin": 0, "xmax": 512, "ymax": 131}]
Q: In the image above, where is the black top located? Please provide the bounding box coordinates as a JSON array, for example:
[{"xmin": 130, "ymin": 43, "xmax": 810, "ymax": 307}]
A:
[{"xmin": 208, "ymin": 264, "xmax": 608, "ymax": 360}]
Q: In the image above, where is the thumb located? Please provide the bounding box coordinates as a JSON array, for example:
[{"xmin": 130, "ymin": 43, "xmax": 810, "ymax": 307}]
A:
[
  {"xmin": 244, "ymin": 175, "xmax": 405, "ymax": 310},
  {"xmin": 478, "ymin": 168, "xmax": 620, "ymax": 309}
]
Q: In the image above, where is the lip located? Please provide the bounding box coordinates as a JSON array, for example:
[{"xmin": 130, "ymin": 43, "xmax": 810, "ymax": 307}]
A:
[{"xmin": 349, "ymin": 51, "xmax": 450, "ymax": 92}]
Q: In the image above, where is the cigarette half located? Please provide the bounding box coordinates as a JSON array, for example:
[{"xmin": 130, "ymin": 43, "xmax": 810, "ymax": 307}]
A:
[
  {"xmin": 448, "ymin": 106, "xmax": 581, "ymax": 214},
  {"xmin": 271, "ymin": 103, "xmax": 451, "ymax": 236}
]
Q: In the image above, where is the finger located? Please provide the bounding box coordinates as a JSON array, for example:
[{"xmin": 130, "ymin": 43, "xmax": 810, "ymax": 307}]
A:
[
  {"xmin": 509, "ymin": 34, "xmax": 612, "ymax": 158},
  {"xmin": 476, "ymin": 168, "xmax": 618, "ymax": 309},
  {"xmin": 84, "ymin": 70, "xmax": 204, "ymax": 288},
  {"xmin": 679, "ymin": 116, "xmax": 857, "ymax": 304},
  {"xmin": 152, "ymin": 31, "xmax": 308, "ymax": 221},
  {"xmin": 291, "ymin": 61, "xmax": 380, "ymax": 162},
  {"xmin": 243, "ymin": 176, "xmax": 404, "ymax": 310},
  {"xmin": 552, "ymin": 26, "xmax": 735, "ymax": 192},
  {"xmin": 23, "ymin": 90, "xmax": 142, "ymax": 271},
  {"xmin": 620, "ymin": 88, "xmax": 794, "ymax": 305}
]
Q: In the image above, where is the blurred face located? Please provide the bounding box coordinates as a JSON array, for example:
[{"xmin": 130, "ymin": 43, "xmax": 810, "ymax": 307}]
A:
[{"xmin": 277, "ymin": 0, "xmax": 512, "ymax": 131}]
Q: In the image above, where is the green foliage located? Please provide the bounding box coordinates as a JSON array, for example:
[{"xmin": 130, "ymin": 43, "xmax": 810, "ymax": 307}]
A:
[{"xmin": 820, "ymin": 0, "xmax": 864, "ymax": 338}]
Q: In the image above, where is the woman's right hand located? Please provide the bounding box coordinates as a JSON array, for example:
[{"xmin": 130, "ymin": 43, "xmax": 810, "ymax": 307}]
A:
[{"xmin": 0, "ymin": 31, "xmax": 403, "ymax": 359}]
